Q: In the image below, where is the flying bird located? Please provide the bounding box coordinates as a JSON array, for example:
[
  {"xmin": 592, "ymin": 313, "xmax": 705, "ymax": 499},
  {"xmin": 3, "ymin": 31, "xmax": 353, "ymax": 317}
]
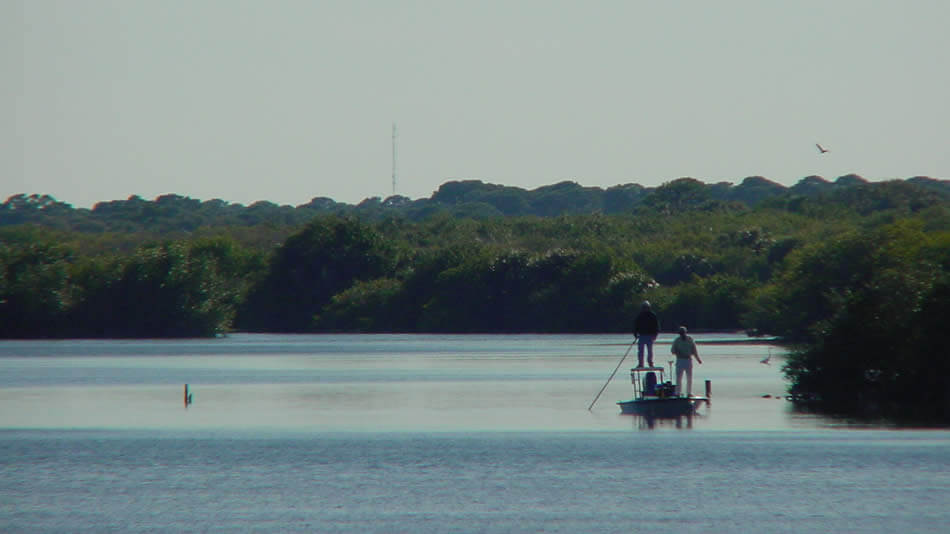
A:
[{"xmin": 816, "ymin": 143, "xmax": 829, "ymax": 154}]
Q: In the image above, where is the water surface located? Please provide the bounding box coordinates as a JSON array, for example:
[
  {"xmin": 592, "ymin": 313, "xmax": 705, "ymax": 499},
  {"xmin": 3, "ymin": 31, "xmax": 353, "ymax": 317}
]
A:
[{"xmin": 1, "ymin": 334, "xmax": 947, "ymax": 533}]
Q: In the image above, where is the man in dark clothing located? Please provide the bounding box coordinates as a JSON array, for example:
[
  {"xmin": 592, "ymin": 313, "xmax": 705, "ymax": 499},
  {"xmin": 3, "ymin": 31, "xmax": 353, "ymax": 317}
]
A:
[{"xmin": 633, "ymin": 301, "xmax": 660, "ymax": 368}]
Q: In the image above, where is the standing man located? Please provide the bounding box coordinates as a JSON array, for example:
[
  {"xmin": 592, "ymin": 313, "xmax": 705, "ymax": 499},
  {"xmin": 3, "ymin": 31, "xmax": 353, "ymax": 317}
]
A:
[
  {"xmin": 671, "ymin": 326, "xmax": 702, "ymax": 397},
  {"xmin": 633, "ymin": 301, "xmax": 660, "ymax": 368}
]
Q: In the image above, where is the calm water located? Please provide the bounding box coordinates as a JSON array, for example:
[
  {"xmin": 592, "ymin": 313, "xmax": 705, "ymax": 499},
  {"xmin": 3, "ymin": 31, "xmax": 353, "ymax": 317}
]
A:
[{"xmin": 1, "ymin": 334, "xmax": 948, "ymax": 533}]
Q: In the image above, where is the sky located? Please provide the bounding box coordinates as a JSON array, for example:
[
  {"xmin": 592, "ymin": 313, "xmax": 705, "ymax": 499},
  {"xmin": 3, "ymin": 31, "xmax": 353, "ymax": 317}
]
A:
[{"xmin": 4, "ymin": 1, "xmax": 949, "ymax": 208}]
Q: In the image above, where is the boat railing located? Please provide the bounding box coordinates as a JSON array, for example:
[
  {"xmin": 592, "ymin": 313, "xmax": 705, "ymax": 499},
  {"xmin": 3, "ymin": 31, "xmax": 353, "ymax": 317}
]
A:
[{"xmin": 630, "ymin": 366, "xmax": 667, "ymax": 399}]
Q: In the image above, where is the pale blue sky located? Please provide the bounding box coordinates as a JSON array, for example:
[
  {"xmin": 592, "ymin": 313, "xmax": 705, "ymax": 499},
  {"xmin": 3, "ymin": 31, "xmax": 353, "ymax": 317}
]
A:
[{"xmin": 4, "ymin": 0, "xmax": 949, "ymax": 208}]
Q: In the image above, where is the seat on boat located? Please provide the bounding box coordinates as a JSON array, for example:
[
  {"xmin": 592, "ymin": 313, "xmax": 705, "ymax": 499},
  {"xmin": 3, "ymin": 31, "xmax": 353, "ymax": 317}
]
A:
[{"xmin": 643, "ymin": 371, "xmax": 658, "ymax": 395}]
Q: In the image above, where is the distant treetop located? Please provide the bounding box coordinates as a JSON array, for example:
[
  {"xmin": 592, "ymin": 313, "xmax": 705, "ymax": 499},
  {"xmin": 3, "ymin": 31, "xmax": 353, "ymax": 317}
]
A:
[{"xmin": 2, "ymin": 175, "xmax": 948, "ymax": 233}]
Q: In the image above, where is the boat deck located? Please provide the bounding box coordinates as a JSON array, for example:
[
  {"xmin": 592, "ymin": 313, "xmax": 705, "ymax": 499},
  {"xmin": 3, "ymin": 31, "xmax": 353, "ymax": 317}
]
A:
[{"xmin": 619, "ymin": 366, "xmax": 710, "ymax": 416}]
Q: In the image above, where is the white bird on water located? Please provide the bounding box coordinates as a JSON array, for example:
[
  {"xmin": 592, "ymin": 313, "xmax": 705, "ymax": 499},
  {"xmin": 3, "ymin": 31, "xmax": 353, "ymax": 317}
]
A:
[{"xmin": 760, "ymin": 348, "xmax": 772, "ymax": 365}]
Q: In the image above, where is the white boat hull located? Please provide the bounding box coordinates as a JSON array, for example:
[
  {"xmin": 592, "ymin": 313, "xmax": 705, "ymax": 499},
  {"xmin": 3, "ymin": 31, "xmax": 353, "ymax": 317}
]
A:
[{"xmin": 617, "ymin": 396, "xmax": 707, "ymax": 417}]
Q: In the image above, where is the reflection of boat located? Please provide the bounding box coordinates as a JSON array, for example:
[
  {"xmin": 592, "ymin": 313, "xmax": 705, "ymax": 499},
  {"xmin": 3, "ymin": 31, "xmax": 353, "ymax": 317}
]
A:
[
  {"xmin": 617, "ymin": 367, "xmax": 708, "ymax": 417},
  {"xmin": 635, "ymin": 412, "xmax": 695, "ymax": 430}
]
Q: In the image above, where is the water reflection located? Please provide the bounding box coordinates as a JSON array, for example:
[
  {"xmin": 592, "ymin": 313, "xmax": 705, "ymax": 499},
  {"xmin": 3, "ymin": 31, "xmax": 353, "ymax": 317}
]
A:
[{"xmin": 630, "ymin": 413, "xmax": 698, "ymax": 430}]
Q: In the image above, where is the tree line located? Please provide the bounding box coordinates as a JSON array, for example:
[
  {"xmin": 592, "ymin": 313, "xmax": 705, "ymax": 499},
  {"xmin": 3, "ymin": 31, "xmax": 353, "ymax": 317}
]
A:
[
  {"xmin": 2, "ymin": 177, "xmax": 949, "ymax": 422},
  {"xmin": 4, "ymin": 175, "xmax": 948, "ymax": 233}
]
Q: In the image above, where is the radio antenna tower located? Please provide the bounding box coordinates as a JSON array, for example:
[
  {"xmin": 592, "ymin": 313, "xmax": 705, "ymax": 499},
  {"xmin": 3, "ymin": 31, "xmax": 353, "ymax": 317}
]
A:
[{"xmin": 391, "ymin": 122, "xmax": 397, "ymax": 196}]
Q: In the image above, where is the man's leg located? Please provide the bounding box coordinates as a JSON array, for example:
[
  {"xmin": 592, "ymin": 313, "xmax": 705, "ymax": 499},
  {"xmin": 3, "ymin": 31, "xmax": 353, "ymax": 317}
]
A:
[
  {"xmin": 675, "ymin": 360, "xmax": 686, "ymax": 396},
  {"xmin": 646, "ymin": 337, "xmax": 655, "ymax": 367},
  {"xmin": 686, "ymin": 363, "xmax": 693, "ymax": 396},
  {"xmin": 637, "ymin": 339, "xmax": 645, "ymax": 367}
]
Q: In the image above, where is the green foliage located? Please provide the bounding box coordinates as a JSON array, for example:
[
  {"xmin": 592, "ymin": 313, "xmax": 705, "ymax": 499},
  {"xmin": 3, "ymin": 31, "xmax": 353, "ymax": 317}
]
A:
[
  {"xmin": 315, "ymin": 278, "xmax": 409, "ymax": 332},
  {"xmin": 5, "ymin": 177, "xmax": 949, "ymax": 231},
  {"xmin": 408, "ymin": 248, "xmax": 652, "ymax": 333},
  {"xmin": 764, "ymin": 221, "xmax": 950, "ymax": 422},
  {"xmin": 641, "ymin": 178, "xmax": 712, "ymax": 214},
  {"xmin": 661, "ymin": 275, "xmax": 755, "ymax": 331},
  {"xmin": 829, "ymin": 180, "xmax": 945, "ymax": 216},
  {"xmin": 0, "ymin": 239, "xmax": 73, "ymax": 337},
  {"xmin": 237, "ymin": 216, "xmax": 397, "ymax": 332},
  {"xmin": 3, "ymin": 177, "xmax": 949, "ymax": 371},
  {"xmin": 417, "ymin": 249, "xmax": 526, "ymax": 332},
  {"xmin": 310, "ymin": 245, "xmax": 655, "ymax": 333},
  {"xmin": 603, "ymin": 184, "xmax": 648, "ymax": 214},
  {"xmin": 745, "ymin": 231, "xmax": 884, "ymax": 342},
  {"xmin": 0, "ymin": 230, "xmax": 253, "ymax": 338},
  {"xmin": 783, "ymin": 271, "xmax": 950, "ymax": 422},
  {"xmin": 67, "ymin": 241, "xmax": 242, "ymax": 337}
]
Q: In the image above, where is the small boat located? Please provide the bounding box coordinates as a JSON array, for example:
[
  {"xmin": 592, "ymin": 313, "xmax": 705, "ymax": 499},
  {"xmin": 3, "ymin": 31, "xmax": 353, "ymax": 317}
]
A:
[{"xmin": 617, "ymin": 366, "xmax": 709, "ymax": 417}]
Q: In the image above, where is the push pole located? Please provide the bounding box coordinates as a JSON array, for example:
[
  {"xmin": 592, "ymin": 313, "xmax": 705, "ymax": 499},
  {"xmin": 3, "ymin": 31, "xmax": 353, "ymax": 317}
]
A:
[{"xmin": 588, "ymin": 340, "xmax": 637, "ymax": 411}]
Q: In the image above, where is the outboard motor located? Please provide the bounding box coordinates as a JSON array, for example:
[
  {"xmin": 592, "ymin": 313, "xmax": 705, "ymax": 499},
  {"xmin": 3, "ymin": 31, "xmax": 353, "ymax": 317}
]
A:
[{"xmin": 643, "ymin": 371, "xmax": 658, "ymax": 395}]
